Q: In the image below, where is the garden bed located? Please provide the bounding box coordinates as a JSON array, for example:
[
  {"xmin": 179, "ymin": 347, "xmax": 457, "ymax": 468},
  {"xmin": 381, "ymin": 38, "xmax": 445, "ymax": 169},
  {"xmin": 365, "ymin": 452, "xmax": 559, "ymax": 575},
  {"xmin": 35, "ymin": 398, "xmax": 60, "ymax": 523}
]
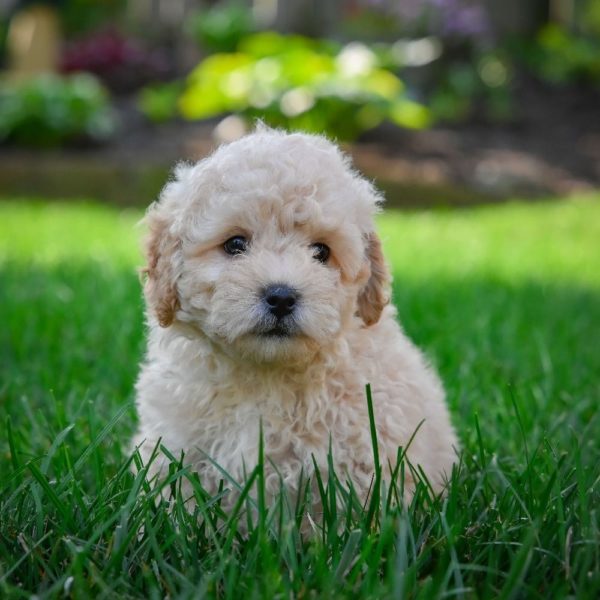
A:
[{"xmin": 1, "ymin": 79, "xmax": 599, "ymax": 208}]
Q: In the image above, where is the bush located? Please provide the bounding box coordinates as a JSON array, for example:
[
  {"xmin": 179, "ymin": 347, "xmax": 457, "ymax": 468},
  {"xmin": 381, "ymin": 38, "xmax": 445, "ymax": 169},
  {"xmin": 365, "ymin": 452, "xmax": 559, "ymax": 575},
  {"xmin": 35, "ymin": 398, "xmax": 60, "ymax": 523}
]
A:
[
  {"xmin": 138, "ymin": 81, "xmax": 182, "ymax": 124},
  {"xmin": 188, "ymin": 1, "xmax": 256, "ymax": 54},
  {"xmin": 428, "ymin": 51, "xmax": 513, "ymax": 123},
  {"xmin": 61, "ymin": 30, "xmax": 171, "ymax": 94},
  {"xmin": 518, "ymin": 24, "xmax": 600, "ymax": 85},
  {"xmin": 170, "ymin": 32, "xmax": 430, "ymax": 141},
  {"xmin": 59, "ymin": 0, "xmax": 127, "ymax": 36},
  {"xmin": 0, "ymin": 73, "xmax": 115, "ymax": 147}
]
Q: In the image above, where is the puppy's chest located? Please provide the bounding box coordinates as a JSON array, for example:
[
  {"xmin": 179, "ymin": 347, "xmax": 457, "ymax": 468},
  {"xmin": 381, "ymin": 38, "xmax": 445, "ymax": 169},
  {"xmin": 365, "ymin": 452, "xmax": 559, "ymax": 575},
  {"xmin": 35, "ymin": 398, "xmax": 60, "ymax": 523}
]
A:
[
  {"xmin": 186, "ymin": 375, "xmax": 368, "ymax": 446},
  {"xmin": 156, "ymin": 354, "xmax": 377, "ymax": 464}
]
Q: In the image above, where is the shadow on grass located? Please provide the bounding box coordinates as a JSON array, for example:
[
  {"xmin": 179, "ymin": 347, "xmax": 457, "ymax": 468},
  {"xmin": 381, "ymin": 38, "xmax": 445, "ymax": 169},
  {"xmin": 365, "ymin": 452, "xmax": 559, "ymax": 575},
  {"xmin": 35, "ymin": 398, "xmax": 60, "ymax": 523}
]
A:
[{"xmin": 392, "ymin": 275, "xmax": 600, "ymax": 453}]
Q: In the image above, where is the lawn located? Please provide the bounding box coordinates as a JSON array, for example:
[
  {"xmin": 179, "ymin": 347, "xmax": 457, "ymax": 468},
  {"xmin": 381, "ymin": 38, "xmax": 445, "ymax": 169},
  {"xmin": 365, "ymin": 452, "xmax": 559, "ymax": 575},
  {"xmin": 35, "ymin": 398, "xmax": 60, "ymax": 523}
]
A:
[{"xmin": 1, "ymin": 197, "xmax": 599, "ymax": 598}]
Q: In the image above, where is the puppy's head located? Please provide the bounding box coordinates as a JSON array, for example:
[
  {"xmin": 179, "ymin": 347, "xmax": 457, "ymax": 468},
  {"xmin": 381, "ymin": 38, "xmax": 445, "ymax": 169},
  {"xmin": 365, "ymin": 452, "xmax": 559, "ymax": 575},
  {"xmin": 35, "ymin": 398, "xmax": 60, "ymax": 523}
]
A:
[{"xmin": 142, "ymin": 128, "xmax": 390, "ymax": 364}]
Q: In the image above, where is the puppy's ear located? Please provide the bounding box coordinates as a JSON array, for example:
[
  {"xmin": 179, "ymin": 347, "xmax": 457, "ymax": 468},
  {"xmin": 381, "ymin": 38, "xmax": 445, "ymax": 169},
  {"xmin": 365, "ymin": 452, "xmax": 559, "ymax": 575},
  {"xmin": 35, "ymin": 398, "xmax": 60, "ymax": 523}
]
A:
[
  {"xmin": 357, "ymin": 232, "xmax": 391, "ymax": 326},
  {"xmin": 141, "ymin": 210, "xmax": 180, "ymax": 327}
]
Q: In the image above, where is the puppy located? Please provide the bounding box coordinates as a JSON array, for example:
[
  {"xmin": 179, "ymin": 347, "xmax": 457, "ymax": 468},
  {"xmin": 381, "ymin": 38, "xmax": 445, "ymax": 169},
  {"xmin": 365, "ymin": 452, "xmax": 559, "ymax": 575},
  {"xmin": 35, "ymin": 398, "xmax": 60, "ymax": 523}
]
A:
[{"xmin": 132, "ymin": 127, "xmax": 458, "ymax": 515}]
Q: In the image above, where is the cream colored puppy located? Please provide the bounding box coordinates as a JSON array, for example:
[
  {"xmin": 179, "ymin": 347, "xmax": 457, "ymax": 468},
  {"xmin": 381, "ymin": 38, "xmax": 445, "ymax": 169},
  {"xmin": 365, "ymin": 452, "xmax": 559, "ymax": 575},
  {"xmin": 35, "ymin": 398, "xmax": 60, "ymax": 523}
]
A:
[{"xmin": 132, "ymin": 127, "xmax": 458, "ymax": 511}]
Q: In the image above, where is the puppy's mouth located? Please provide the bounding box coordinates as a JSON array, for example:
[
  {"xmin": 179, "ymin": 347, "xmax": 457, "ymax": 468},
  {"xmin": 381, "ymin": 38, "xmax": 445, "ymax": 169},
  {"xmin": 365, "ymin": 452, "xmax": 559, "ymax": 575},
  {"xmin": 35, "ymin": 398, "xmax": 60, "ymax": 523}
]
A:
[
  {"xmin": 254, "ymin": 318, "xmax": 300, "ymax": 339},
  {"xmin": 260, "ymin": 324, "xmax": 292, "ymax": 338}
]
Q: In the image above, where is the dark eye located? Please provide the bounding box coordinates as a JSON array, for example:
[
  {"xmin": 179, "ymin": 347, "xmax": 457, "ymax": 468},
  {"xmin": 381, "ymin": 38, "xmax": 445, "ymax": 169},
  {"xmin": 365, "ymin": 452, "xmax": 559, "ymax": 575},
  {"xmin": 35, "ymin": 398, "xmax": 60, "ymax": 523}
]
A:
[
  {"xmin": 223, "ymin": 236, "xmax": 248, "ymax": 255},
  {"xmin": 311, "ymin": 242, "xmax": 330, "ymax": 263}
]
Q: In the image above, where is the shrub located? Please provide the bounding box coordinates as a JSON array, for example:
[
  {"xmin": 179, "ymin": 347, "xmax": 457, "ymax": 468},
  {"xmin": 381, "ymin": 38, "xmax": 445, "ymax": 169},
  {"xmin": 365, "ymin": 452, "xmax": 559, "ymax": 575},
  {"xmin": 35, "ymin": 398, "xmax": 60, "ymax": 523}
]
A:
[
  {"xmin": 0, "ymin": 73, "xmax": 115, "ymax": 147},
  {"xmin": 171, "ymin": 32, "xmax": 430, "ymax": 141},
  {"xmin": 138, "ymin": 81, "xmax": 182, "ymax": 124},
  {"xmin": 428, "ymin": 51, "xmax": 513, "ymax": 123},
  {"xmin": 518, "ymin": 24, "xmax": 600, "ymax": 85},
  {"xmin": 187, "ymin": 1, "xmax": 256, "ymax": 54},
  {"xmin": 61, "ymin": 30, "xmax": 170, "ymax": 94}
]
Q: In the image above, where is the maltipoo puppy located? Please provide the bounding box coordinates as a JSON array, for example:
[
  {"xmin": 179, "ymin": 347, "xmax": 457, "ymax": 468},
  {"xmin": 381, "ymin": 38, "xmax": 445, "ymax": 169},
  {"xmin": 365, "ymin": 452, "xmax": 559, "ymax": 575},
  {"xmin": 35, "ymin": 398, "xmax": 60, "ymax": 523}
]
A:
[{"xmin": 132, "ymin": 127, "xmax": 458, "ymax": 513}]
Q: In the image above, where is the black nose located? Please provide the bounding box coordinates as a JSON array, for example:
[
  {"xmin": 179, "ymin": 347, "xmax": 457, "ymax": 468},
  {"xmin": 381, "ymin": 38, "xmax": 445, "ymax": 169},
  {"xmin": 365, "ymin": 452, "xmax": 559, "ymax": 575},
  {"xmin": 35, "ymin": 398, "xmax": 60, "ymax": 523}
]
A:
[{"xmin": 264, "ymin": 285, "xmax": 297, "ymax": 320}]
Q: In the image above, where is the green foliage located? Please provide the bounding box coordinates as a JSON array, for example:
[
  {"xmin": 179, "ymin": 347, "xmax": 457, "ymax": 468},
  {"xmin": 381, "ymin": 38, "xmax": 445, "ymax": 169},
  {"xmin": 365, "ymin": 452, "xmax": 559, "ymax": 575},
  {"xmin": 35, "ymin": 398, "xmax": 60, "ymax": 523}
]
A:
[
  {"xmin": 175, "ymin": 32, "xmax": 430, "ymax": 140},
  {"xmin": 137, "ymin": 81, "xmax": 182, "ymax": 124},
  {"xmin": 519, "ymin": 24, "xmax": 600, "ymax": 85},
  {"xmin": 59, "ymin": 0, "xmax": 127, "ymax": 35},
  {"xmin": 1, "ymin": 197, "xmax": 600, "ymax": 597},
  {"xmin": 188, "ymin": 1, "xmax": 256, "ymax": 54},
  {"xmin": 429, "ymin": 51, "xmax": 513, "ymax": 122},
  {"xmin": 583, "ymin": 0, "xmax": 600, "ymax": 35},
  {"xmin": 0, "ymin": 74, "xmax": 115, "ymax": 147}
]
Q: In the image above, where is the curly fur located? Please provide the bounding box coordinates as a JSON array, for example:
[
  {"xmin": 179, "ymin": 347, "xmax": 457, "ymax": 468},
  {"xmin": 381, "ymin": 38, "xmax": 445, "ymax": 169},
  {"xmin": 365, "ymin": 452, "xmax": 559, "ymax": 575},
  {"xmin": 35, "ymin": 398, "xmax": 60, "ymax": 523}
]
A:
[{"xmin": 132, "ymin": 127, "xmax": 458, "ymax": 512}]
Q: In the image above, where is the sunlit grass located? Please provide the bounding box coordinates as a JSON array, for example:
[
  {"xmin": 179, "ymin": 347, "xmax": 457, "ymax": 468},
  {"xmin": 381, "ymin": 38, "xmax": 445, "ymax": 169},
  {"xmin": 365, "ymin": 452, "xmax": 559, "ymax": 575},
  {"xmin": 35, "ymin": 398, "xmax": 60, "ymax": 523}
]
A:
[
  {"xmin": 1, "ymin": 196, "xmax": 599, "ymax": 598},
  {"xmin": 0, "ymin": 201, "xmax": 142, "ymax": 266},
  {"xmin": 379, "ymin": 196, "xmax": 600, "ymax": 285},
  {"xmin": 3, "ymin": 195, "xmax": 598, "ymax": 278}
]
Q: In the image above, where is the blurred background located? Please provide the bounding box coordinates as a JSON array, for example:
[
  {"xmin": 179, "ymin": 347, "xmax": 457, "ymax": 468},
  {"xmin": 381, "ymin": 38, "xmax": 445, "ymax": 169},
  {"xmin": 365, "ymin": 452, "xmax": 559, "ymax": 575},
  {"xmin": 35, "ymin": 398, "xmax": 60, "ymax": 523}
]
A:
[{"xmin": 0, "ymin": 0, "xmax": 599, "ymax": 206}]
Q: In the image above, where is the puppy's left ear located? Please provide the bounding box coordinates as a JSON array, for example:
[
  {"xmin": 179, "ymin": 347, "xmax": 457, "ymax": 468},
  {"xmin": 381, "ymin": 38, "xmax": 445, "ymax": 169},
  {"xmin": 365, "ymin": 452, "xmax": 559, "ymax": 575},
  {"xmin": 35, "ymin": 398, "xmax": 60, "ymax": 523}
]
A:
[{"xmin": 357, "ymin": 232, "xmax": 391, "ymax": 326}]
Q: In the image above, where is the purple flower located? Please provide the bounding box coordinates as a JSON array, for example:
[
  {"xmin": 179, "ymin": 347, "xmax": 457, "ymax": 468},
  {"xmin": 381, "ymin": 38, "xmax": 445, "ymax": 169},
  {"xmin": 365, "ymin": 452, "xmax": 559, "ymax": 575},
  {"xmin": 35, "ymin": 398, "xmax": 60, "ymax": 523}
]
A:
[{"xmin": 437, "ymin": 3, "xmax": 490, "ymax": 38}]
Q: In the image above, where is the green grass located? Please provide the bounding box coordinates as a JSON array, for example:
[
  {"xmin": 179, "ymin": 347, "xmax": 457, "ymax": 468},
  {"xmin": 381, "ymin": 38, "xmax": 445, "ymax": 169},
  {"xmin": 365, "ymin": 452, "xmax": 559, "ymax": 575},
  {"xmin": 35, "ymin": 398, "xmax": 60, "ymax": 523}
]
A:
[{"xmin": 1, "ymin": 196, "xmax": 599, "ymax": 598}]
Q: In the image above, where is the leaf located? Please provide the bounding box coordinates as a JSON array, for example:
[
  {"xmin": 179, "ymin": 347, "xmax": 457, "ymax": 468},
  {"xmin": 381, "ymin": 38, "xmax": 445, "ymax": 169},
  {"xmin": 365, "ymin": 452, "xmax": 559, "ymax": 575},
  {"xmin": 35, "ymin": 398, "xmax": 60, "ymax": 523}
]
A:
[{"xmin": 388, "ymin": 99, "xmax": 432, "ymax": 129}]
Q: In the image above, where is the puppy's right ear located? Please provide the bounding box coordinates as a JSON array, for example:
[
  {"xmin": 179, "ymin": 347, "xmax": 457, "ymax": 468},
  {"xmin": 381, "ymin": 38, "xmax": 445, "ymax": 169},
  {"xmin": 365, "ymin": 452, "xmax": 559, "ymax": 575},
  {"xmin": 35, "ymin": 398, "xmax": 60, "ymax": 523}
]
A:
[{"xmin": 141, "ymin": 208, "xmax": 180, "ymax": 327}]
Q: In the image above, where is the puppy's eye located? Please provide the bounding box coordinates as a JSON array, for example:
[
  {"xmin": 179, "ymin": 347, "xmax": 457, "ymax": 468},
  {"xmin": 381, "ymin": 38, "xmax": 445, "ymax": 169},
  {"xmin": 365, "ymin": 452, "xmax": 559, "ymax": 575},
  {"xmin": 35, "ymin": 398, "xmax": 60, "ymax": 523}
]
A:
[
  {"xmin": 223, "ymin": 236, "xmax": 249, "ymax": 256},
  {"xmin": 311, "ymin": 243, "xmax": 330, "ymax": 263}
]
